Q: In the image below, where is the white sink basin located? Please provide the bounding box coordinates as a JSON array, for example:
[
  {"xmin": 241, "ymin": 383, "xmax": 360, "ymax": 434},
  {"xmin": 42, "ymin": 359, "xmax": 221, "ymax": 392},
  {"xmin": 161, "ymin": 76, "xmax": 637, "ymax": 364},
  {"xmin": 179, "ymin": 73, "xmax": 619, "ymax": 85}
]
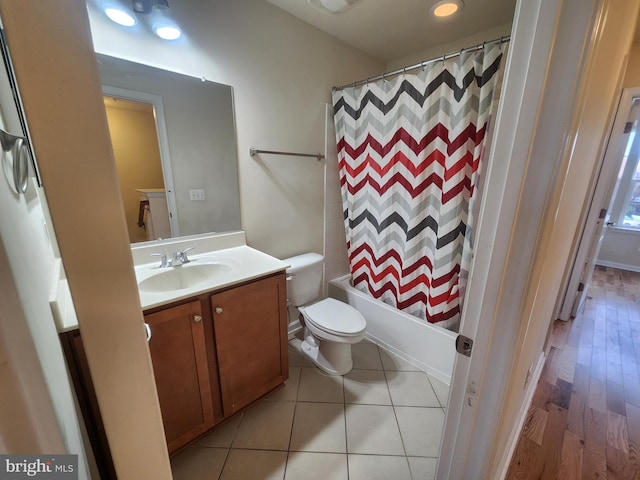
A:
[{"xmin": 138, "ymin": 262, "xmax": 233, "ymax": 293}]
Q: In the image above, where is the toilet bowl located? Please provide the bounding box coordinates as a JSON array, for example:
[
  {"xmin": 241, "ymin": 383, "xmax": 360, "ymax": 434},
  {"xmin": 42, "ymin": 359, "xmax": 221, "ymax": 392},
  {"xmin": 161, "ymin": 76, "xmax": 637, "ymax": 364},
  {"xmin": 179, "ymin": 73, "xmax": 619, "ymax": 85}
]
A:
[
  {"xmin": 299, "ymin": 298, "xmax": 366, "ymax": 375},
  {"xmin": 283, "ymin": 253, "xmax": 367, "ymax": 375}
]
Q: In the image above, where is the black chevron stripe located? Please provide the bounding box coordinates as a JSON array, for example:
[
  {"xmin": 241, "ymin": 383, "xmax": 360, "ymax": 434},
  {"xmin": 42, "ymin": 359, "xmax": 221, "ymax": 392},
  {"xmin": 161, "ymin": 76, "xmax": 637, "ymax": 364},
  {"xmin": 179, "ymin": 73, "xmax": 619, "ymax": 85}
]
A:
[{"xmin": 333, "ymin": 53, "xmax": 502, "ymax": 121}]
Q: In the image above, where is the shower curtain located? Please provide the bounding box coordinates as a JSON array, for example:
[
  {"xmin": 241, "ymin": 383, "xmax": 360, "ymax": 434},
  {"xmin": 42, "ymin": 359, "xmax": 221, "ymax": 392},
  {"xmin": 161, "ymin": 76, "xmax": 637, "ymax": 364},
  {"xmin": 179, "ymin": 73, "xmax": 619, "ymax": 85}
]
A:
[{"xmin": 332, "ymin": 44, "xmax": 503, "ymax": 328}]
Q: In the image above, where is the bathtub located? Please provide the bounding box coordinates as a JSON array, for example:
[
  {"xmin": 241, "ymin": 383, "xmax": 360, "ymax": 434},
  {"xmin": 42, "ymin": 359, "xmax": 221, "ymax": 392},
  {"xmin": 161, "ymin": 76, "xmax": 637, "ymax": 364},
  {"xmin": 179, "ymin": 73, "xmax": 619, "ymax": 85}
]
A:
[{"xmin": 328, "ymin": 275, "xmax": 456, "ymax": 384}]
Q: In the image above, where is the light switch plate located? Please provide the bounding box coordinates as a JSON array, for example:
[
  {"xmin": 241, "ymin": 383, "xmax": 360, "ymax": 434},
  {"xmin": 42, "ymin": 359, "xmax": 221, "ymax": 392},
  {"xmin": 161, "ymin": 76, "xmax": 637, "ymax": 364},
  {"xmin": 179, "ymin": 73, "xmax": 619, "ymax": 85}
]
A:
[{"xmin": 189, "ymin": 189, "xmax": 205, "ymax": 201}]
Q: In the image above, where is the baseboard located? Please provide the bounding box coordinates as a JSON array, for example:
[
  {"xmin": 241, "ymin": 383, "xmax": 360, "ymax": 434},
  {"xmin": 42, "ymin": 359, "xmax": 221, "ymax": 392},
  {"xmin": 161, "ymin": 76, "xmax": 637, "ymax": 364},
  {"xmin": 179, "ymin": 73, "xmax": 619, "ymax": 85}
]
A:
[
  {"xmin": 496, "ymin": 351, "xmax": 546, "ymax": 479},
  {"xmin": 595, "ymin": 260, "xmax": 640, "ymax": 273}
]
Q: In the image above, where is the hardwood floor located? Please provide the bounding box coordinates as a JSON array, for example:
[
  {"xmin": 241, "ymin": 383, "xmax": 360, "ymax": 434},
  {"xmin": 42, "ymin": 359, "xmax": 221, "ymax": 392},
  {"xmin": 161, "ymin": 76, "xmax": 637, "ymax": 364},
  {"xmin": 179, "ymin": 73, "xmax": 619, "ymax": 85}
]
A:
[{"xmin": 506, "ymin": 266, "xmax": 640, "ymax": 480}]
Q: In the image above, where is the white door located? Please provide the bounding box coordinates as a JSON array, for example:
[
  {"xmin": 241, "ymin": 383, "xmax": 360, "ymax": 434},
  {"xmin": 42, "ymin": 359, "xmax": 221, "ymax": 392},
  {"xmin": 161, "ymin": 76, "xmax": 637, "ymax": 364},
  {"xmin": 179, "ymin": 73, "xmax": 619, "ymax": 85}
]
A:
[
  {"xmin": 437, "ymin": 0, "xmax": 569, "ymax": 476},
  {"xmin": 437, "ymin": 0, "xmax": 639, "ymax": 478},
  {"xmin": 558, "ymin": 87, "xmax": 640, "ymax": 320}
]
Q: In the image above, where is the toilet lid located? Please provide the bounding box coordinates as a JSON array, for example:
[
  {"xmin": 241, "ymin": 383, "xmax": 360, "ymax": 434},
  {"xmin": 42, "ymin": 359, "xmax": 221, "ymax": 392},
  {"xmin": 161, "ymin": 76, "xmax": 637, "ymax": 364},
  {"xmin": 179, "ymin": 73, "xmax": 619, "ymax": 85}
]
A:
[{"xmin": 302, "ymin": 298, "xmax": 366, "ymax": 335}]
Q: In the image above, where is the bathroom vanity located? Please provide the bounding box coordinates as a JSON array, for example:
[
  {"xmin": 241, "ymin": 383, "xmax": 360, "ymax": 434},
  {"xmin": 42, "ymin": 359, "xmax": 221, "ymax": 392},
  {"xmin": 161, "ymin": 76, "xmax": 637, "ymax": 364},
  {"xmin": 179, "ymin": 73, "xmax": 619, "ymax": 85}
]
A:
[
  {"xmin": 140, "ymin": 271, "xmax": 288, "ymax": 452},
  {"xmin": 58, "ymin": 233, "xmax": 289, "ymax": 475}
]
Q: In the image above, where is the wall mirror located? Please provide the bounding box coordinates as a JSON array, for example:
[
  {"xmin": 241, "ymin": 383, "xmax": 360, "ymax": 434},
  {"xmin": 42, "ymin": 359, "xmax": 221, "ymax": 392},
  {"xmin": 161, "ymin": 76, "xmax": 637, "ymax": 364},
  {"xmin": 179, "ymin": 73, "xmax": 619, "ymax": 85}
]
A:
[{"xmin": 96, "ymin": 53, "xmax": 241, "ymax": 243}]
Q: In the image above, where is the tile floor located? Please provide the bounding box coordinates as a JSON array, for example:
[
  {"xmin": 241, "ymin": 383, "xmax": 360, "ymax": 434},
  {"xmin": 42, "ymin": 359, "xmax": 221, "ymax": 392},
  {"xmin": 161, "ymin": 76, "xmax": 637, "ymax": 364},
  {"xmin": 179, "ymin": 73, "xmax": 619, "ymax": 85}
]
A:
[{"xmin": 171, "ymin": 339, "xmax": 449, "ymax": 480}]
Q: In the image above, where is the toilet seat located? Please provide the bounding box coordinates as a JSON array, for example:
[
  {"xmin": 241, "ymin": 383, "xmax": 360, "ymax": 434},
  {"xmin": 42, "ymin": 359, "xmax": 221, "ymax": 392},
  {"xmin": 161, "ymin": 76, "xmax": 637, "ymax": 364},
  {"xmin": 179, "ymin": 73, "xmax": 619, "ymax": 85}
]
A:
[{"xmin": 300, "ymin": 298, "xmax": 366, "ymax": 336}]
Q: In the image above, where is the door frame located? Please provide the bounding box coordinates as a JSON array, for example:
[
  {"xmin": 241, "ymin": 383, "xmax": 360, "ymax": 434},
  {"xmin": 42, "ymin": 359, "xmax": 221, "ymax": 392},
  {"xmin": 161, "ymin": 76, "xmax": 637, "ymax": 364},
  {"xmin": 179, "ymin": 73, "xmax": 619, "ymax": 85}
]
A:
[{"xmin": 437, "ymin": 0, "xmax": 638, "ymax": 478}]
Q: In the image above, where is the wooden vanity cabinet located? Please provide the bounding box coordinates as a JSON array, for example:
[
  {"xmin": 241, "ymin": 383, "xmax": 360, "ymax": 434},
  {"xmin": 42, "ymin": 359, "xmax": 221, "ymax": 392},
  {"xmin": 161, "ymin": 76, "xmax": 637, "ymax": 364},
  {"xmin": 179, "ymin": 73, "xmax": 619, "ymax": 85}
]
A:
[
  {"xmin": 212, "ymin": 273, "xmax": 289, "ymax": 416},
  {"xmin": 144, "ymin": 300, "xmax": 215, "ymax": 453},
  {"xmin": 61, "ymin": 271, "xmax": 288, "ymax": 467}
]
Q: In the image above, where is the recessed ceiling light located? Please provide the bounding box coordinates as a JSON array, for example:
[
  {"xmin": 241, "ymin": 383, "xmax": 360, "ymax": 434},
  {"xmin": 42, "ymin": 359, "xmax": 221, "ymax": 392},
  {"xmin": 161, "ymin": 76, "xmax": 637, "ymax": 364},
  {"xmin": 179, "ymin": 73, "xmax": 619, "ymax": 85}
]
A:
[
  {"xmin": 430, "ymin": 0, "xmax": 464, "ymax": 18},
  {"xmin": 308, "ymin": 0, "xmax": 362, "ymax": 15}
]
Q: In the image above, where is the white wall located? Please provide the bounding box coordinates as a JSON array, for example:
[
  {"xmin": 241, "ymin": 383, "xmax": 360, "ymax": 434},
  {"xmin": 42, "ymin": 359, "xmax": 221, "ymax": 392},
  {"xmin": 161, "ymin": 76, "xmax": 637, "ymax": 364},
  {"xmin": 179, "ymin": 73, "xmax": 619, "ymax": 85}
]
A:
[
  {"xmin": 597, "ymin": 228, "xmax": 640, "ymax": 272},
  {"xmin": 87, "ymin": 0, "xmax": 384, "ymax": 260},
  {"xmin": 0, "ymin": 177, "xmax": 90, "ymax": 474},
  {"xmin": 0, "ymin": 211, "xmax": 66, "ymax": 455}
]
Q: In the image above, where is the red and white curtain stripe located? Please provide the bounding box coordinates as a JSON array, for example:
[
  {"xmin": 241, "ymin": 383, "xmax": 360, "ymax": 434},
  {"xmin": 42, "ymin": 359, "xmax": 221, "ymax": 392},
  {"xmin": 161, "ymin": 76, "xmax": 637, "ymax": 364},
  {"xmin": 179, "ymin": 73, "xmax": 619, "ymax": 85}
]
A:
[{"xmin": 332, "ymin": 45, "xmax": 503, "ymax": 328}]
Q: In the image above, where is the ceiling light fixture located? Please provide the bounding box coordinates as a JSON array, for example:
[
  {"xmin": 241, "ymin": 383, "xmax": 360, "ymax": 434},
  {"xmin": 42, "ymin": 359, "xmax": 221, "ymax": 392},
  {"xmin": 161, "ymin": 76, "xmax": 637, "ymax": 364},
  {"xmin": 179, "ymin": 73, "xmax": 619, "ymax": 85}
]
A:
[
  {"xmin": 148, "ymin": 3, "xmax": 182, "ymax": 40},
  {"xmin": 307, "ymin": 0, "xmax": 362, "ymax": 15},
  {"xmin": 101, "ymin": 1, "xmax": 137, "ymax": 26},
  {"xmin": 100, "ymin": 0, "xmax": 182, "ymax": 40},
  {"xmin": 430, "ymin": 0, "xmax": 464, "ymax": 18}
]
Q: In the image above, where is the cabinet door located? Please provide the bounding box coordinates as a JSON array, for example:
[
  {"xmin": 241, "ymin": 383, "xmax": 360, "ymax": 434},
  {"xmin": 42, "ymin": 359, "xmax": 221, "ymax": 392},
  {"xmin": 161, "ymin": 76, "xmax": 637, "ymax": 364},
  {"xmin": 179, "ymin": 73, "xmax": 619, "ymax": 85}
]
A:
[
  {"xmin": 145, "ymin": 300, "xmax": 214, "ymax": 452},
  {"xmin": 211, "ymin": 274, "xmax": 288, "ymax": 416}
]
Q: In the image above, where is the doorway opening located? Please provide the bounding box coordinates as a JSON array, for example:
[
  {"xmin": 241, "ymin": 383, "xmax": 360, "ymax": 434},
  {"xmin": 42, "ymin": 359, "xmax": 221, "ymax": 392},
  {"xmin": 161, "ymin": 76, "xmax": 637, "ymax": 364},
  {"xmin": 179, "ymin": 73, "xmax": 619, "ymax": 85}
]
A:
[
  {"xmin": 103, "ymin": 95, "xmax": 168, "ymax": 242},
  {"xmin": 102, "ymin": 85, "xmax": 179, "ymax": 242}
]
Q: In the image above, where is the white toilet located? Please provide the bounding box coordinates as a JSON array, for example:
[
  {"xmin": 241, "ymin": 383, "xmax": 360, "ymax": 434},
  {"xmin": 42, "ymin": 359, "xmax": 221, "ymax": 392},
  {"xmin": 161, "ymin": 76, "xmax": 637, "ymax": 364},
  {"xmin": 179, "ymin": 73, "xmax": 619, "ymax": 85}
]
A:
[{"xmin": 283, "ymin": 253, "xmax": 366, "ymax": 375}]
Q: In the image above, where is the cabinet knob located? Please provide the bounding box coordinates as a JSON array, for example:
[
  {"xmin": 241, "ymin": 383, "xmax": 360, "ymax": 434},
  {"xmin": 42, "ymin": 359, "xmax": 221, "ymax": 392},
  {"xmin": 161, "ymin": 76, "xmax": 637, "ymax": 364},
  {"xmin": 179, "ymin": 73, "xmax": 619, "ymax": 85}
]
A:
[
  {"xmin": 193, "ymin": 314, "xmax": 202, "ymax": 323},
  {"xmin": 215, "ymin": 307, "xmax": 223, "ymax": 314}
]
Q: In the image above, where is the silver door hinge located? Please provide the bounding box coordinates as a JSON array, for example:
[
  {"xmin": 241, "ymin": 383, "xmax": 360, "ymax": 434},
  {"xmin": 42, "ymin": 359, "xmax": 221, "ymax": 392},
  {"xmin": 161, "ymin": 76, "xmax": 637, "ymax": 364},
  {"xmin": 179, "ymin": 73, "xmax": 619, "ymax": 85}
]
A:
[
  {"xmin": 455, "ymin": 335, "xmax": 474, "ymax": 357},
  {"xmin": 624, "ymin": 121, "xmax": 633, "ymax": 133}
]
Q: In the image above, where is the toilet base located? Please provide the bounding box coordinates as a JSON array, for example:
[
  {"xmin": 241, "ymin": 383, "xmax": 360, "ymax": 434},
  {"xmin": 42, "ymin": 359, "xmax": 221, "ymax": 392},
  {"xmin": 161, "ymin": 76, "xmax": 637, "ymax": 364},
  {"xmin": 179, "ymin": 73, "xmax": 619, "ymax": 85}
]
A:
[{"xmin": 300, "ymin": 332, "xmax": 354, "ymax": 375}]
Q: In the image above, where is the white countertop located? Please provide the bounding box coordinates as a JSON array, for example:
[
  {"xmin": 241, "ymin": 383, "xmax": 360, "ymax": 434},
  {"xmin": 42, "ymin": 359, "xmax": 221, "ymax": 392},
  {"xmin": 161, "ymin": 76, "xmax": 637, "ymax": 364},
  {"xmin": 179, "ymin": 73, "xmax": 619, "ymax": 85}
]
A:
[{"xmin": 52, "ymin": 232, "xmax": 289, "ymax": 332}]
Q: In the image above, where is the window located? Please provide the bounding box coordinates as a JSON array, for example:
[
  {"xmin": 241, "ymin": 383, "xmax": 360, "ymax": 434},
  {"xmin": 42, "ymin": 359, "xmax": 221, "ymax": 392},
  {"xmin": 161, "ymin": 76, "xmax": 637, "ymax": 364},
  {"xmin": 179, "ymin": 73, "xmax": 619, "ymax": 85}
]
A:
[{"xmin": 609, "ymin": 118, "xmax": 640, "ymax": 231}]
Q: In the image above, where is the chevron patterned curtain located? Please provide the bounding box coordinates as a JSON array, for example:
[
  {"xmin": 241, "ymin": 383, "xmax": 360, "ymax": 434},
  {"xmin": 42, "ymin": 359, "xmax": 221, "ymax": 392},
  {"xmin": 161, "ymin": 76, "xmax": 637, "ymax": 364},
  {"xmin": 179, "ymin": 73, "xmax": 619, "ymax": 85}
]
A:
[{"xmin": 332, "ymin": 45, "xmax": 503, "ymax": 328}]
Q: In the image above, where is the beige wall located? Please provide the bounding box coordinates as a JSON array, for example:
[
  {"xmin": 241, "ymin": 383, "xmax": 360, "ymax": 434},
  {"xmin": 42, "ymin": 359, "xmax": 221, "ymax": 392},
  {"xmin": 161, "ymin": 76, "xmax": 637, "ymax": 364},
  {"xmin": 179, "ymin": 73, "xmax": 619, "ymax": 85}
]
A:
[
  {"xmin": 105, "ymin": 103, "xmax": 165, "ymax": 243},
  {"xmin": 386, "ymin": 22, "xmax": 513, "ymax": 72}
]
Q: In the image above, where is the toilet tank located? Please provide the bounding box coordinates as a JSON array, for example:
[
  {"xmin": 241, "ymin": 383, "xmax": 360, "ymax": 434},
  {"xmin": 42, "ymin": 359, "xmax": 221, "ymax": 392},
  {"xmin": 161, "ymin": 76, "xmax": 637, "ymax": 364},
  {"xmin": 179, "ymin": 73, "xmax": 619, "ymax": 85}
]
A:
[{"xmin": 282, "ymin": 253, "xmax": 324, "ymax": 306}]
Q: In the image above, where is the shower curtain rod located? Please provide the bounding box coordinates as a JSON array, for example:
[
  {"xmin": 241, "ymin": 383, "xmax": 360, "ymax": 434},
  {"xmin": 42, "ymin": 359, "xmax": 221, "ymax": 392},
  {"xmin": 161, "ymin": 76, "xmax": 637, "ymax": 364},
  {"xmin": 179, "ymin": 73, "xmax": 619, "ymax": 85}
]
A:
[{"xmin": 333, "ymin": 35, "xmax": 510, "ymax": 91}]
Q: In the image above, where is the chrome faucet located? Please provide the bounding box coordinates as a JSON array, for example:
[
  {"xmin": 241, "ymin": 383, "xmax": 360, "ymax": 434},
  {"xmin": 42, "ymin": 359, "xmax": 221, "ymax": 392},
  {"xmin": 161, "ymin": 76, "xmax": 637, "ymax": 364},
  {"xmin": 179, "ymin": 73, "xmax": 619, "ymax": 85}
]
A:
[
  {"xmin": 150, "ymin": 247, "xmax": 194, "ymax": 268},
  {"xmin": 172, "ymin": 247, "xmax": 194, "ymax": 266}
]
